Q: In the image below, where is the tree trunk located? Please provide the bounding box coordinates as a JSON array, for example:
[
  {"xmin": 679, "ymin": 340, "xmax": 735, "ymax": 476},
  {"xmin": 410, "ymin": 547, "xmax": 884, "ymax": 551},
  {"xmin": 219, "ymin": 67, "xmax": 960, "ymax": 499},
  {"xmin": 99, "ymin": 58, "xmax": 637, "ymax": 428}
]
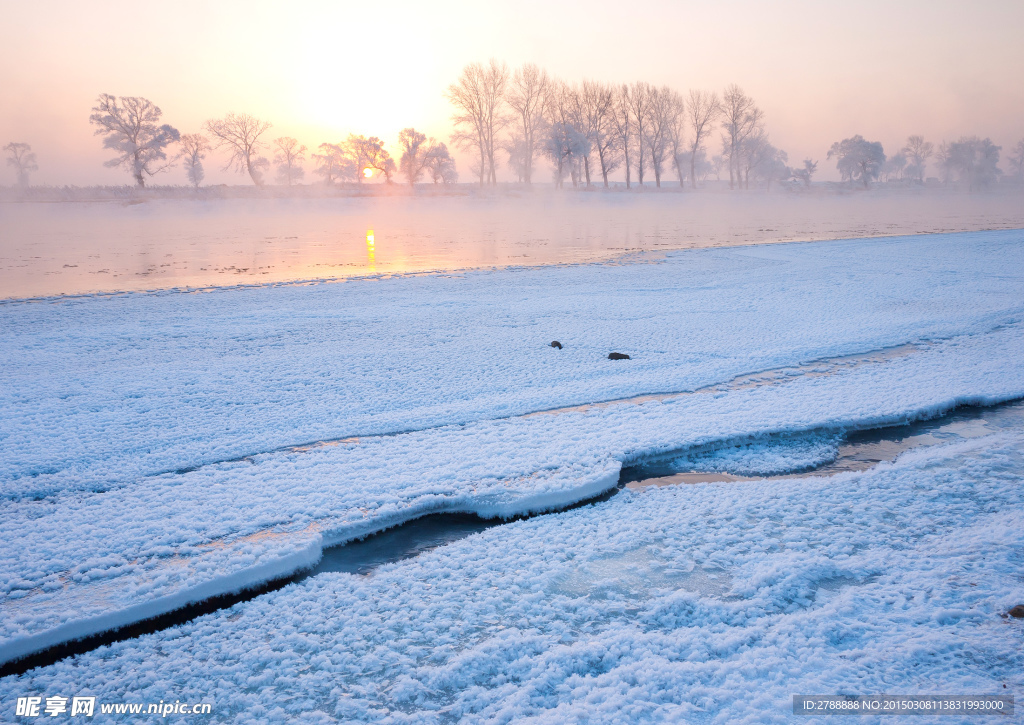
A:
[
  {"xmin": 690, "ymin": 143, "xmax": 698, "ymax": 189},
  {"xmin": 623, "ymin": 137, "xmax": 631, "ymax": 189}
]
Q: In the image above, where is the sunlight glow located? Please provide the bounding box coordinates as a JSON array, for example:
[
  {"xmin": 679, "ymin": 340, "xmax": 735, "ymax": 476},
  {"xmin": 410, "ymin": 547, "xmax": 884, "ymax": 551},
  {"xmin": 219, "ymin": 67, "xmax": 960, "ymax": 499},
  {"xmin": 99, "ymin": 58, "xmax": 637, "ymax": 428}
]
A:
[{"xmin": 363, "ymin": 168, "xmax": 374, "ymax": 179}]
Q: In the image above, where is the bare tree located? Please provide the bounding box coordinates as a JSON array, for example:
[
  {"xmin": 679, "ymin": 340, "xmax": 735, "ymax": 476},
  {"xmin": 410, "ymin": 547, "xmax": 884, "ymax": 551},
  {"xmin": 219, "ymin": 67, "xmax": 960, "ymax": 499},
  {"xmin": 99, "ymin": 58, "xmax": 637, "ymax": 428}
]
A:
[
  {"xmin": 4, "ymin": 142, "xmax": 38, "ymax": 188},
  {"xmin": 644, "ymin": 86, "xmax": 681, "ymax": 188},
  {"xmin": 667, "ymin": 97, "xmax": 688, "ymax": 187},
  {"xmin": 347, "ymin": 135, "xmax": 396, "ymax": 183},
  {"xmin": 579, "ymin": 81, "xmax": 619, "ymax": 188},
  {"xmin": 397, "ymin": 128, "xmax": 429, "ymax": 186},
  {"xmin": 942, "ymin": 136, "xmax": 1001, "ymax": 191},
  {"xmin": 205, "ymin": 113, "xmax": 272, "ymax": 187},
  {"xmin": 313, "ymin": 143, "xmax": 353, "ymax": 185},
  {"xmin": 179, "ymin": 134, "xmax": 210, "ymax": 189},
  {"xmin": 685, "ymin": 90, "xmax": 721, "ymax": 189},
  {"xmin": 902, "ymin": 135, "xmax": 933, "ymax": 184},
  {"xmin": 505, "ymin": 64, "xmax": 550, "ymax": 185},
  {"xmin": 612, "ymin": 85, "xmax": 634, "ymax": 189},
  {"xmin": 446, "ymin": 59, "xmax": 509, "ymax": 186},
  {"xmin": 423, "ymin": 142, "xmax": 458, "ymax": 184},
  {"xmin": 273, "ymin": 137, "xmax": 306, "ymax": 186},
  {"xmin": 89, "ymin": 94, "xmax": 180, "ymax": 187},
  {"xmin": 625, "ymin": 82, "xmax": 655, "ymax": 185},
  {"xmin": 720, "ymin": 85, "xmax": 763, "ymax": 190},
  {"xmin": 791, "ymin": 159, "xmax": 817, "ymax": 187}
]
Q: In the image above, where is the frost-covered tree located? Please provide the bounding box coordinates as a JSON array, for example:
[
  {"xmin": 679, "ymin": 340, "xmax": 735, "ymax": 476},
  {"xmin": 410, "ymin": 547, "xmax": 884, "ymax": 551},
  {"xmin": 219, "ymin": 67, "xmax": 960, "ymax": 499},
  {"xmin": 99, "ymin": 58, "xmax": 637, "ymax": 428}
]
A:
[
  {"xmin": 273, "ymin": 137, "xmax": 306, "ymax": 186},
  {"xmin": 205, "ymin": 114, "xmax": 271, "ymax": 187},
  {"xmin": 684, "ymin": 90, "xmax": 721, "ymax": 189},
  {"xmin": 397, "ymin": 128, "xmax": 429, "ymax": 186},
  {"xmin": 423, "ymin": 142, "xmax": 458, "ymax": 184},
  {"xmin": 89, "ymin": 94, "xmax": 180, "ymax": 187},
  {"xmin": 4, "ymin": 142, "xmax": 38, "ymax": 188},
  {"xmin": 881, "ymin": 149, "xmax": 907, "ymax": 182},
  {"xmin": 721, "ymin": 85, "xmax": 763, "ymax": 190},
  {"xmin": 543, "ymin": 123, "xmax": 590, "ymax": 189},
  {"xmin": 312, "ymin": 143, "xmax": 353, "ymax": 185},
  {"xmin": 178, "ymin": 133, "xmax": 210, "ymax": 188},
  {"xmin": 791, "ymin": 159, "xmax": 817, "ymax": 187},
  {"xmin": 827, "ymin": 135, "xmax": 885, "ymax": 188},
  {"xmin": 675, "ymin": 148, "xmax": 715, "ymax": 186},
  {"xmin": 505, "ymin": 64, "xmax": 550, "ymax": 185},
  {"xmin": 942, "ymin": 136, "xmax": 1001, "ymax": 191},
  {"xmin": 446, "ymin": 59, "xmax": 509, "ymax": 186},
  {"xmin": 562, "ymin": 80, "xmax": 601, "ymax": 187},
  {"xmin": 503, "ymin": 134, "xmax": 529, "ymax": 183},
  {"xmin": 741, "ymin": 132, "xmax": 786, "ymax": 189},
  {"xmin": 1008, "ymin": 139, "xmax": 1024, "ymax": 182},
  {"xmin": 710, "ymin": 154, "xmax": 726, "ymax": 181},
  {"xmin": 902, "ymin": 135, "xmax": 933, "ymax": 184}
]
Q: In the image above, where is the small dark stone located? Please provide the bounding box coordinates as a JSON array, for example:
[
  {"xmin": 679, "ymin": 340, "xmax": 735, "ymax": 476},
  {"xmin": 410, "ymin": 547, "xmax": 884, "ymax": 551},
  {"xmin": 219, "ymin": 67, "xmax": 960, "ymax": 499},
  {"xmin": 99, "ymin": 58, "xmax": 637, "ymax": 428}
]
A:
[
  {"xmin": 549, "ymin": 341, "xmax": 562, "ymax": 349},
  {"xmin": 608, "ymin": 352, "xmax": 630, "ymax": 360},
  {"xmin": 1009, "ymin": 605, "xmax": 1024, "ymax": 618}
]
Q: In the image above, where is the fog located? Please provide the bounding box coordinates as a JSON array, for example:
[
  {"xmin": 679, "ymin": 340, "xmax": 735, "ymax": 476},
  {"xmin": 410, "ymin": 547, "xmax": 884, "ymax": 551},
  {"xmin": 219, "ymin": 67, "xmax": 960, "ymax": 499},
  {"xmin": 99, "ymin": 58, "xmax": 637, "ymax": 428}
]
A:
[
  {"xmin": 4, "ymin": 192, "xmax": 1023, "ymax": 299},
  {"xmin": 2, "ymin": 0, "xmax": 1023, "ymax": 186}
]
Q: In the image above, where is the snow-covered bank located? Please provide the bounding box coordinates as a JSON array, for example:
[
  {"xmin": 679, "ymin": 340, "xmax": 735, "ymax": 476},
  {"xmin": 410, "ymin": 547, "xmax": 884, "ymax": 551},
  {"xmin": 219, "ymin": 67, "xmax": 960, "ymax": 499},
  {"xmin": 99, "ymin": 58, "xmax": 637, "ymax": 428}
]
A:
[{"xmin": 3, "ymin": 429, "xmax": 1021, "ymax": 723}]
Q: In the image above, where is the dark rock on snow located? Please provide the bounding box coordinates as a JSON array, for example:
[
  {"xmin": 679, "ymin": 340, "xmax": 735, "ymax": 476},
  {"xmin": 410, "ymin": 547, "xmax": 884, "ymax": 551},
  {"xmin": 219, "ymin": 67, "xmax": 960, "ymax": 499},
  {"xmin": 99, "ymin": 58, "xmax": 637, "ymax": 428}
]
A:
[
  {"xmin": 608, "ymin": 352, "xmax": 630, "ymax": 360},
  {"xmin": 1009, "ymin": 605, "xmax": 1024, "ymax": 618},
  {"xmin": 550, "ymin": 341, "xmax": 562, "ymax": 349}
]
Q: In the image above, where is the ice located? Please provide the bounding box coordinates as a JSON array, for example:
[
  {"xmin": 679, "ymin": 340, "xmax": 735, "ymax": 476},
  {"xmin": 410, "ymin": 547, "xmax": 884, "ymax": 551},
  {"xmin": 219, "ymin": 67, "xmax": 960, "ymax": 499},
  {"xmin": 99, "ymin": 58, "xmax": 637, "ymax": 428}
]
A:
[
  {"xmin": 2, "ymin": 229, "xmax": 1024, "ymax": 675},
  {"xmin": 1, "ymin": 431, "xmax": 1020, "ymax": 722},
  {"xmin": 663, "ymin": 431, "xmax": 843, "ymax": 476}
]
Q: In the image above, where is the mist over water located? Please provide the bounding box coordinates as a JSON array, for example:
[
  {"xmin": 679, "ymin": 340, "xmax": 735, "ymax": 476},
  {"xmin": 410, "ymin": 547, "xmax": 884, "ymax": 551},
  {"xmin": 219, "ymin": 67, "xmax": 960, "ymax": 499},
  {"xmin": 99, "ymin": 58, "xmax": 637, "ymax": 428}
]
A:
[{"xmin": 4, "ymin": 192, "xmax": 1024, "ymax": 299}]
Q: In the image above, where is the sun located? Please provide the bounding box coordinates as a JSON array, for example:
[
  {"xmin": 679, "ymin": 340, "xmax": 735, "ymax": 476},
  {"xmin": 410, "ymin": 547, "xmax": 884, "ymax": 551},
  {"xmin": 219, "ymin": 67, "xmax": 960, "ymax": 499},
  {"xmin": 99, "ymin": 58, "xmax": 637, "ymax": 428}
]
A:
[{"xmin": 363, "ymin": 168, "xmax": 373, "ymax": 179}]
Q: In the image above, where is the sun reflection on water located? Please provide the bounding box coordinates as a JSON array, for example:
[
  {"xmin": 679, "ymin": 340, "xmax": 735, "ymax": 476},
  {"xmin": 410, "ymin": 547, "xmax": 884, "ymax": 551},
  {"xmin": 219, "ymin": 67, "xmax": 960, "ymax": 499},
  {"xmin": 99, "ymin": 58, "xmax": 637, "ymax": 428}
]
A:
[{"xmin": 366, "ymin": 229, "xmax": 375, "ymax": 269}]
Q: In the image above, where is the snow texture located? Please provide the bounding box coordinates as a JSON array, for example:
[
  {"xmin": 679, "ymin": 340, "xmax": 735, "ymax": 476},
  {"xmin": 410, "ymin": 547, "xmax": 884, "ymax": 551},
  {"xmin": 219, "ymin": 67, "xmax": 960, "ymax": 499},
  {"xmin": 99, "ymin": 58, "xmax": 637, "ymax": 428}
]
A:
[
  {"xmin": 2, "ymin": 229, "xmax": 1024, "ymax": 688},
  {"xmin": 2, "ymin": 432, "xmax": 1021, "ymax": 723}
]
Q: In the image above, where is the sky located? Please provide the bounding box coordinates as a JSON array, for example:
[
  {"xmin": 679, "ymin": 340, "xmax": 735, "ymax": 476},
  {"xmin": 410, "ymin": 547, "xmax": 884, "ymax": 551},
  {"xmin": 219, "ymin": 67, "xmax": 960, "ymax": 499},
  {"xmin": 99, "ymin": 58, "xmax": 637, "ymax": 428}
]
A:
[{"xmin": 2, "ymin": 0, "xmax": 1022, "ymax": 185}]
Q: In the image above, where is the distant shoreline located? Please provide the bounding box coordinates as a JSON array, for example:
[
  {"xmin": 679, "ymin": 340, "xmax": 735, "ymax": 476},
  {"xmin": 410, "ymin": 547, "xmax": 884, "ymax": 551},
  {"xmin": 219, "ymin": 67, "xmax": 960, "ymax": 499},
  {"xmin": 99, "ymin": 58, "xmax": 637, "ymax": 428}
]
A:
[{"xmin": 2, "ymin": 179, "xmax": 1023, "ymax": 204}]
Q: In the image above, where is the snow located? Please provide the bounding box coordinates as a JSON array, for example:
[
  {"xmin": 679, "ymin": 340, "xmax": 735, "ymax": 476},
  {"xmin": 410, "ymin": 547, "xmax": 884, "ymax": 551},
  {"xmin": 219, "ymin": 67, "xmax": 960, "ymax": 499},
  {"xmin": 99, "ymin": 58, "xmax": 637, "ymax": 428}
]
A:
[
  {"xmin": 2, "ymin": 228, "xmax": 1024, "ymax": 718},
  {"xmin": 2, "ymin": 431, "xmax": 1021, "ymax": 723}
]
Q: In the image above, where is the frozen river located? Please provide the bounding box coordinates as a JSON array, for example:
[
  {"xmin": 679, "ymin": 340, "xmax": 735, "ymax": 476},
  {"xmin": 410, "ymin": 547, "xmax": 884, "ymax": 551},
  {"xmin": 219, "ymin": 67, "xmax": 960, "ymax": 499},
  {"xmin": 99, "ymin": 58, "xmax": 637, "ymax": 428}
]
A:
[{"xmin": 3, "ymin": 190, "xmax": 1024, "ymax": 298}]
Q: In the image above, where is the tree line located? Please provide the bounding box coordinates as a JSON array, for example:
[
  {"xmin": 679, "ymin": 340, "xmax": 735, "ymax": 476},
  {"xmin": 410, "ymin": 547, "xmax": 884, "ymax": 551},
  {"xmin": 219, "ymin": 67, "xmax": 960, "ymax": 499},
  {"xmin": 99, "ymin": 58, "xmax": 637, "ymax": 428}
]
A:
[{"xmin": 3, "ymin": 63, "xmax": 1024, "ymax": 190}]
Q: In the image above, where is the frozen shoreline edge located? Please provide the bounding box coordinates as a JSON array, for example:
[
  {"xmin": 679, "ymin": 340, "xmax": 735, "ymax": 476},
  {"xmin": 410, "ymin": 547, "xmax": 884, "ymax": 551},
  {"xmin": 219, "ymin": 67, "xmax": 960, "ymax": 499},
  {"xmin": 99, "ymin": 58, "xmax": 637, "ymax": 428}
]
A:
[
  {"xmin": 7, "ymin": 390, "xmax": 1024, "ymax": 670},
  {"xmin": 0, "ymin": 467, "xmax": 621, "ymax": 670}
]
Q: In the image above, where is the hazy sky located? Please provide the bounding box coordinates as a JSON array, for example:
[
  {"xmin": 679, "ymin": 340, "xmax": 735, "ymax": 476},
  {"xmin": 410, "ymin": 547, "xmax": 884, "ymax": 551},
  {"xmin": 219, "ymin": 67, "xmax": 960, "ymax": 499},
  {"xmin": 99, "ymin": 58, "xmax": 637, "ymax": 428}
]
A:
[{"xmin": 2, "ymin": 0, "xmax": 1022, "ymax": 185}]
